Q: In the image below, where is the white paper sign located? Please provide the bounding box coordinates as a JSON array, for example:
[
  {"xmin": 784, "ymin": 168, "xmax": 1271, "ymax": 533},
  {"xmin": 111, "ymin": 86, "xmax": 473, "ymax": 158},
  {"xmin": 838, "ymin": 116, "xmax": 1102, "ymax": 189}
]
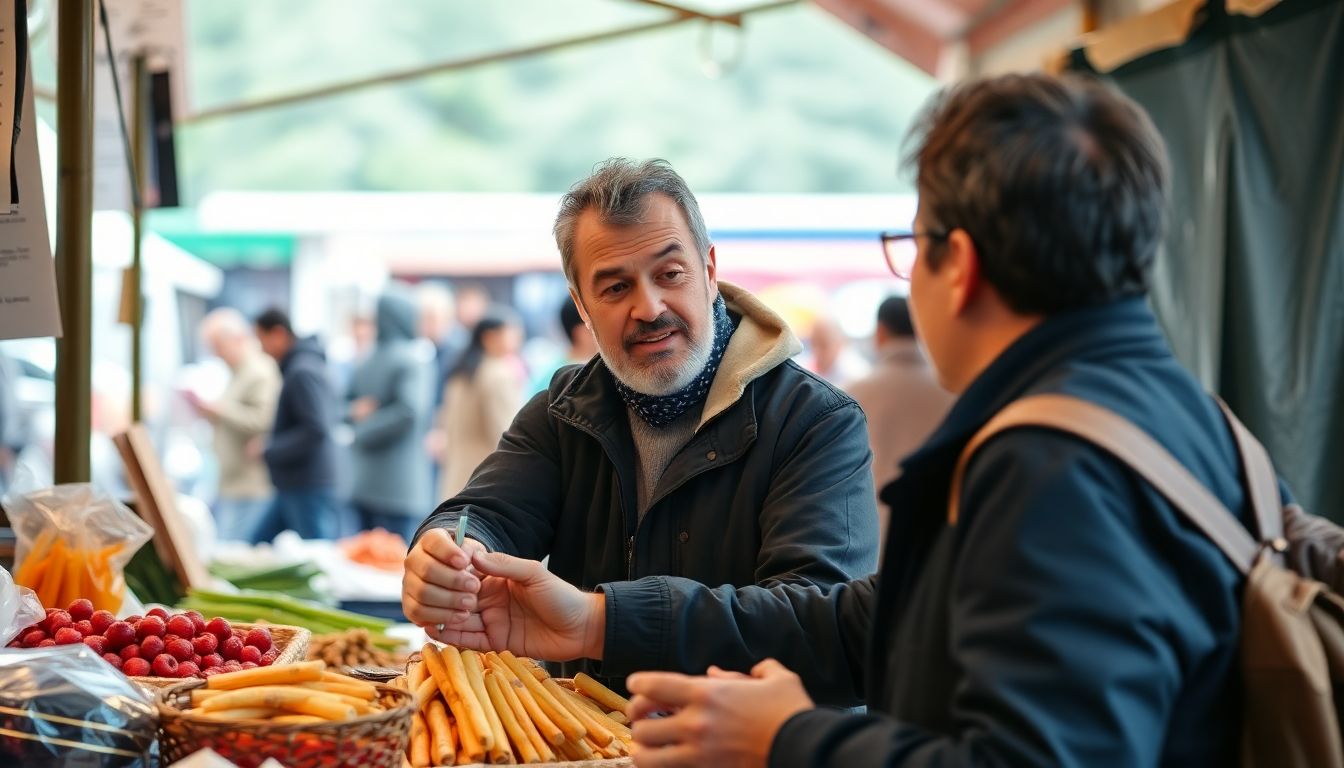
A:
[{"xmin": 0, "ymin": 5, "xmax": 61, "ymax": 341}]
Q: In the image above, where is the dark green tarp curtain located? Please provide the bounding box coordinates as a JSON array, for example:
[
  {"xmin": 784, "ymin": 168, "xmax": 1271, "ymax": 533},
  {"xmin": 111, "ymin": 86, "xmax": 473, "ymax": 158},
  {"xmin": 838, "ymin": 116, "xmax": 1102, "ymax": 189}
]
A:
[{"xmin": 1072, "ymin": 0, "xmax": 1344, "ymax": 520}]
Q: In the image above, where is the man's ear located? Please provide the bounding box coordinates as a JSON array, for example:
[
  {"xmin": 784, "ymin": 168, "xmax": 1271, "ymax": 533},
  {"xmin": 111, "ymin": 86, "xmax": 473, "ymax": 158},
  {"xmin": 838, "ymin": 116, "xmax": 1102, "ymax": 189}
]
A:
[
  {"xmin": 705, "ymin": 244, "xmax": 718, "ymax": 294},
  {"xmin": 944, "ymin": 229, "xmax": 981, "ymax": 316},
  {"xmin": 568, "ymin": 288, "xmax": 591, "ymax": 328}
]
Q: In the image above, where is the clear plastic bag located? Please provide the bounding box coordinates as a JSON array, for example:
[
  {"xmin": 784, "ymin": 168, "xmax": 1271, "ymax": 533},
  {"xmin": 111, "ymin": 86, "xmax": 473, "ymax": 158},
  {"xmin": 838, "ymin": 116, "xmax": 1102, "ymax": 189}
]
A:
[
  {"xmin": 5, "ymin": 482, "xmax": 154, "ymax": 614},
  {"xmin": 0, "ymin": 566, "xmax": 45, "ymax": 647},
  {"xmin": 0, "ymin": 644, "xmax": 158, "ymax": 766}
]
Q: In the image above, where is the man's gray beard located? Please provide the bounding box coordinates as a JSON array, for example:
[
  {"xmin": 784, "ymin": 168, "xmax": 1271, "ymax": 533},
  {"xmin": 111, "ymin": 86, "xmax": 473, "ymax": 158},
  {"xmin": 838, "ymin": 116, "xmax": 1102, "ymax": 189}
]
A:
[{"xmin": 600, "ymin": 328, "xmax": 714, "ymax": 396}]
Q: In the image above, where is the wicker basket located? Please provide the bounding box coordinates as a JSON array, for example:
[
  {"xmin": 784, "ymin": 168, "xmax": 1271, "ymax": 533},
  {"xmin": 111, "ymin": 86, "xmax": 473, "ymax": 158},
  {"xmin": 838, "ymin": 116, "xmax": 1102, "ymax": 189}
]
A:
[
  {"xmin": 157, "ymin": 678, "xmax": 413, "ymax": 768},
  {"xmin": 131, "ymin": 623, "xmax": 310, "ymax": 689}
]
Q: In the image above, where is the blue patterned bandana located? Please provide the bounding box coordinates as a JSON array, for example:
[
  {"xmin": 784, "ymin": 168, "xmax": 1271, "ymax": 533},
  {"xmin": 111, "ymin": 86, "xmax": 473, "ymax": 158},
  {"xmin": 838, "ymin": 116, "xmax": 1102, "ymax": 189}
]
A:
[{"xmin": 614, "ymin": 294, "xmax": 733, "ymax": 428}]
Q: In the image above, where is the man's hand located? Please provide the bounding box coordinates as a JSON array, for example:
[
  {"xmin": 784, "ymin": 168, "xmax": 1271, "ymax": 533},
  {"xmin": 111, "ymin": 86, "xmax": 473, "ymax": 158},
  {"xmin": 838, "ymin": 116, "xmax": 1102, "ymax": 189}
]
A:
[
  {"xmin": 432, "ymin": 550, "xmax": 606, "ymax": 663},
  {"xmin": 626, "ymin": 659, "xmax": 815, "ymax": 768},
  {"xmin": 349, "ymin": 396, "xmax": 378, "ymax": 423},
  {"xmin": 403, "ymin": 528, "xmax": 490, "ymax": 627}
]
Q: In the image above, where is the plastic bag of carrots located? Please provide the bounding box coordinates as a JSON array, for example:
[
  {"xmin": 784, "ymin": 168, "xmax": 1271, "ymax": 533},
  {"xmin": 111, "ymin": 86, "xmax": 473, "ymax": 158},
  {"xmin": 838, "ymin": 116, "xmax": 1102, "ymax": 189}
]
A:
[{"xmin": 6, "ymin": 483, "xmax": 153, "ymax": 613}]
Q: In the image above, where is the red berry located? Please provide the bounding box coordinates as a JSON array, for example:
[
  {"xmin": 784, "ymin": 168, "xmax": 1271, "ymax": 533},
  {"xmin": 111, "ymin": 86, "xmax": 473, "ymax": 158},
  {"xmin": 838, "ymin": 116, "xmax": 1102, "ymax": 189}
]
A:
[
  {"xmin": 120, "ymin": 645, "xmax": 142, "ymax": 661},
  {"xmin": 177, "ymin": 661, "xmax": 201, "ymax": 679},
  {"xmin": 67, "ymin": 599, "xmax": 95, "ymax": 621},
  {"xmin": 139, "ymin": 635, "xmax": 165, "ymax": 659},
  {"xmin": 186, "ymin": 611, "xmax": 207, "ymax": 634},
  {"xmin": 146, "ymin": 607, "xmax": 170, "ymax": 620},
  {"xmin": 37, "ymin": 639, "xmax": 56, "ymax": 647},
  {"xmin": 124, "ymin": 614, "xmax": 143, "ymax": 625},
  {"xmin": 82, "ymin": 636, "xmax": 107, "ymax": 655},
  {"xmin": 20, "ymin": 629, "xmax": 47, "ymax": 647},
  {"xmin": 54, "ymin": 627, "xmax": 83, "ymax": 645},
  {"xmin": 164, "ymin": 634, "xmax": 182, "ymax": 647},
  {"xmin": 122, "ymin": 657, "xmax": 151, "ymax": 676},
  {"xmin": 205, "ymin": 618, "xmax": 232, "ymax": 641},
  {"xmin": 164, "ymin": 615, "xmax": 193, "ymax": 637},
  {"xmin": 221, "ymin": 636, "xmax": 244, "ymax": 660},
  {"xmin": 166, "ymin": 638, "xmax": 194, "ymax": 662},
  {"xmin": 104, "ymin": 621, "xmax": 136, "ymax": 650},
  {"xmin": 192, "ymin": 633, "xmax": 218, "ymax": 655},
  {"xmin": 201, "ymin": 653, "xmax": 224, "ymax": 669},
  {"xmin": 45, "ymin": 610, "xmax": 73, "ymax": 633},
  {"xmin": 260, "ymin": 649, "xmax": 279, "ymax": 666},
  {"xmin": 240, "ymin": 645, "xmax": 262, "ymax": 664},
  {"xmin": 136, "ymin": 616, "xmax": 165, "ymax": 640},
  {"xmin": 89, "ymin": 610, "xmax": 116, "ymax": 634},
  {"xmin": 240, "ymin": 661, "xmax": 258, "ymax": 670},
  {"xmin": 201, "ymin": 667, "xmax": 223, "ymax": 678},
  {"xmin": 243, "ymin": 627, "xmax": 273, "ymax": 653},
  {"xmin": 151, "ymin": 654, "xmax": 179, "ymax": 677},
  {"xmin": 72, "ymin": 620, "xmax": 94, "ymax": 637},
  {"xmin": 102, "ymin": 652, "xmax": 123, "ymax": 670},
  {"xmin": 222, "ymin": 661, "xmax": 242, "ymax": 672}
]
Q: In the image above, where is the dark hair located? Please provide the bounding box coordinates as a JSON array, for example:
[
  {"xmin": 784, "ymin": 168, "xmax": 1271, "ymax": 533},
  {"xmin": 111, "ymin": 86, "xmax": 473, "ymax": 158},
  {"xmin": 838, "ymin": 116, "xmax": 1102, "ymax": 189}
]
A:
[
  {"xmin": 876, "ymin": 296, "xmax": 915, "ymax": 338},
  {"xmin": 559, "ymin": 301, "xmax": 585, "ymax": 343},
  {"xmin": 904, "ymin": 73, "xmax": 1169, "ymax": 315},
  {"xmin": 450, "ymin": 307, "xmax": 519, "ymax": 381},
  {"xmin": 553, "ymin": 158, "xmax": 711, "ymax": 289},
  {"xmin": 254, "ymin": 307, "xmax": 293, "ymax": 336}
]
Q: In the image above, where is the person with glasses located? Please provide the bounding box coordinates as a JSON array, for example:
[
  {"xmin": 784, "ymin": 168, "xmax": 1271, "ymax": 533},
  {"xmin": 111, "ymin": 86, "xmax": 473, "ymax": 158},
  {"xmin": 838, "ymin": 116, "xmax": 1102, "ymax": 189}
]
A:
[{"xmin": 434, "ymin": 74, "xmax": 1264, "ymax": 767}]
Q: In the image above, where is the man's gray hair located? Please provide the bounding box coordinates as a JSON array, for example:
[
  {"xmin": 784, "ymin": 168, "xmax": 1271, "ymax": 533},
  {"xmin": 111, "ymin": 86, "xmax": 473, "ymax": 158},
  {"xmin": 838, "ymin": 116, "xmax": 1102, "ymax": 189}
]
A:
[{"xmin": 553, "ymin": 158, "xmax": 712, "ymax": 289}]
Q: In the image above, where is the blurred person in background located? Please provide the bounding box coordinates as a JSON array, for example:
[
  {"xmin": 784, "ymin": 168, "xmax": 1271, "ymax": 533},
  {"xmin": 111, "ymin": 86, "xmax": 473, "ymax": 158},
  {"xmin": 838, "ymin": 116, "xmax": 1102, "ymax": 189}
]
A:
[
  {"xmin": 418, "ymin": 282, "xmax": 466, "ymax": 499},
  {"xmin": 0, "ymin": 350, "xmax": 29, "ymax": 495},
  {"xmin": 437, "ymin": 307, "xmax": 526, "ymax": 500},
  {"xmin": 806, "ymin": 314, "xmax": 869, "ymax": 387},
  {"xmin": 347, "ymin": 285, "xmax": 436, "ymax": 542},
  {"xmin": 846, "ymin": 296, "xmax": 954, "ymax": 546},
  {"xmin": 194, "ymin": 308, "xmax": 281, "ymax": 542},
  {"xmin": 253, "ymin": 308, "xmax": 341, "ymax": 540},
  {"xmin": 527, "ymin": 299, "xmax": 599, "ymax": 394}
]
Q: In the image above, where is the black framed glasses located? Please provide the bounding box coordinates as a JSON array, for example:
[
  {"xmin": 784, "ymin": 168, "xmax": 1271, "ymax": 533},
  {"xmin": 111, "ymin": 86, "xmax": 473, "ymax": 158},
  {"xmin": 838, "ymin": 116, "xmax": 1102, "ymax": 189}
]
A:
[{"xmin": 879, "ymin": 230, "xmax": 950, "ymax": 279}]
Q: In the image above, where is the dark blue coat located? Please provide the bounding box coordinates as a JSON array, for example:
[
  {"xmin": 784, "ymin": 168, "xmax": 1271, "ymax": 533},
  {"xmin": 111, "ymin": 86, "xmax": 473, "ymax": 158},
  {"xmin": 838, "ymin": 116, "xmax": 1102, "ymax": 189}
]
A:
[
  {"xmin": 264, "ymin": 336, "xmax": 339, "ymax": 491},
  {"xmin": 601, "ymin": 298, "xmax": 1256, "ymax": 767}
]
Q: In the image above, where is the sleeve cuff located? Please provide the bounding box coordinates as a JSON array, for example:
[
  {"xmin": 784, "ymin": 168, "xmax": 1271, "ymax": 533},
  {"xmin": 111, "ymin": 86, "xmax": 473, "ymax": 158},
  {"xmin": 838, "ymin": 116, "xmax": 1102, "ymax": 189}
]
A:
[
  {"xmin": 410, "ymin": 511, "xmax": 499, "ymax": 552},
  {"xmin": 597, "ymin": 578, "xmax": 671, "ymax": 675},
  {"xmin": 769, "ymin": 708, "xmax": 851, "ymax": 768}
]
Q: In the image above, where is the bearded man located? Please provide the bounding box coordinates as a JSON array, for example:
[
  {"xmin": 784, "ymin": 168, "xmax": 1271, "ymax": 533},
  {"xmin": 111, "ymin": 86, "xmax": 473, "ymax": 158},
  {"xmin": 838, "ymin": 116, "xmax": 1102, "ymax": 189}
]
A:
[{"xmin": 403, "ymin": 158, "xmax": 878, "ymax": 690}]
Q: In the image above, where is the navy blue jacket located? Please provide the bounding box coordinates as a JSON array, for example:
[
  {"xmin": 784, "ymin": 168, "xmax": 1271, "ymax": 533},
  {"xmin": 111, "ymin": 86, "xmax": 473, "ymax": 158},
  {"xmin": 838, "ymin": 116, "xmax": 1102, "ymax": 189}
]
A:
[
  {"xmin": 600, "ymin": 299, "xmax": 1255, "ymax": 767},
  {"xmin": 264, "ymin": 336, "xmax": 339, "ymax": 491}
]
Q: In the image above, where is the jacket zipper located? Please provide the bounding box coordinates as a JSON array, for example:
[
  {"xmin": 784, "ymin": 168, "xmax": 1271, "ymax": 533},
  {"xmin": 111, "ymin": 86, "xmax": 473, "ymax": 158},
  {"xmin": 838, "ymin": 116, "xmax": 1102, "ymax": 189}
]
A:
[{"xmin": 625, "ymin": 535, "xmax": 635, "ymax": 579}]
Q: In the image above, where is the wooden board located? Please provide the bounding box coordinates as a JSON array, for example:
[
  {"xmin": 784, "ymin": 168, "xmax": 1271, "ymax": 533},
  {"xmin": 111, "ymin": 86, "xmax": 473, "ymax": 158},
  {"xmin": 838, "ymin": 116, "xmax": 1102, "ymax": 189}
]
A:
[{"xmin": 113, "ymin": 424, "xmax": 210, "ymax": 592}]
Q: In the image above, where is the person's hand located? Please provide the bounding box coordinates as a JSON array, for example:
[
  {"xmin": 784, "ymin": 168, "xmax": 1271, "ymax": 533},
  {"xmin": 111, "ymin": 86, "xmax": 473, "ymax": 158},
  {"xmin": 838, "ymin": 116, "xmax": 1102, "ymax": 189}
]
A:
[
  {"xmin": 626, "ymin": 659, "xmax": 815, "ymax": 768},
  {"xmin": 423, "ymin": 429, "xmax": 447, "ymax": 461},
  {"xmin": 403, "ymin": 527, "xmax": 489, "ymax": 628},
  {"xmin": 432, "ymin": 550, "xmax": 605, "ymax": 663},
  {"xmin": 349, "ymin": 396, "xmax": 378, "ymax": 423}
]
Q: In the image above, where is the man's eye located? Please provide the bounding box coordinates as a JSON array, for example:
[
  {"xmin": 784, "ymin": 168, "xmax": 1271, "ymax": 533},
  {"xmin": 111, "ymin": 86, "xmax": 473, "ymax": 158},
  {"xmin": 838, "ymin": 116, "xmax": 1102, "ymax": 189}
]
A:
[
  {"xmin": 602, "ymin": 283, "xmax": 628, "ymax": 297},
  {"xmin": 662, "ymin": 270, "xmax": 685, "ymax": 281}
]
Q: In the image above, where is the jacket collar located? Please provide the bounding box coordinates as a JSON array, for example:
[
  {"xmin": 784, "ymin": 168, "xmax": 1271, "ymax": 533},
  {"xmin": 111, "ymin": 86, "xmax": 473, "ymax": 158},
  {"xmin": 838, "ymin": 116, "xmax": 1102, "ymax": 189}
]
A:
[
  {"xmin": 889, "ymin": 297, "xmax": 1167, "ymax": 492},
  {"xmin": 548, "ymin": 281, "xmax": 801, "ymax": 437}
]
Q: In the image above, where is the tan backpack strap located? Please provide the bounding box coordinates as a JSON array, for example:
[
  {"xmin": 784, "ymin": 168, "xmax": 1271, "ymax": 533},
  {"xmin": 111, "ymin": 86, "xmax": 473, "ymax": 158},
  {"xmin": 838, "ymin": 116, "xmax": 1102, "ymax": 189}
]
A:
[
  {"xmin": 1214, "ymin": 398, "xmax": 1284, "ymax": 542},
  {"xmin": 948, "ymin": 394, "xmax": 1258, "ymax": 575}
]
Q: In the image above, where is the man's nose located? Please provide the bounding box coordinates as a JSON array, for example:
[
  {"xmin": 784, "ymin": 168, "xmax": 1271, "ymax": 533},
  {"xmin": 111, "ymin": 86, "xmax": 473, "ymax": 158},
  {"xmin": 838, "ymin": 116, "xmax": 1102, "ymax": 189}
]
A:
[{"xmin": 629, "ymin": 281, "xmax": 666, "ymax": 323}]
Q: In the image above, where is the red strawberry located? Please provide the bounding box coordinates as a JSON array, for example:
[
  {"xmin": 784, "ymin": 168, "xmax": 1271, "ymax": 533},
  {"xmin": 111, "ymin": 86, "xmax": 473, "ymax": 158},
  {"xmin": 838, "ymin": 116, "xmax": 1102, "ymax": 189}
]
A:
[
  {"xmin": 221, "ymin": 636, "xmax": 244, "ymax": 660},
  {"xmin": 260, "ymin": 649, "xmax": 279, "ymax": 666},
  {"xmin": 166, "ymin": 637, "xmax": 194, "ymax": 662},
  {"xmin": 102, "ymin": 652, "xmax": 123, "ymax": 670},
  {"xmin": 201, "ymin": 653, "xmax": 224, "ymax": 669},
  {"xmin": 185, "ymin": 611, "xmax": 206, "ymax": 634},
  {"xmin": 240, "ymin": 645, "xmax": 262, "ymax": 664},
  {"xmin": 191, "ymin": 633, "xmax": 218, "ymax": 655},
  {"xmin": 146, "ymin": 607, "xmax": 170, "ymax": 620},
  {"xmin": 136, "ymin": 616, "xmax": 165, "ymax": 640},
  {"xmin": 205, "ymin": 617, "xmax": 232, "ymax": 641},
  {"xmin": 89, "ymin": 610, "xmax": 116, "ymax": 635},
  {"xmin": 82, "ymin": 636, "xmax": 107, "ymax": 655},
  {"xmin": 151, "ymin": 653, "xmax": 179, "ymax": 677},
  {"xmin": 104, "ymin": 621, "xmax": 135, "ymax": 650},
  {"xmin": 243, "ymin": 627, "xmax": 272, "ymax": 653},
  {"xmin": 54, "ymin": 627, "xmax": 83, "ymax": 645},
  {"xmin": 139, "ymin": 635, "xmax": 165, "ymax": 659},
  {"xmin": 44, "ymin": 610, "xmax": 73, "ymax": 634},
  {"xmin": 37, "ymin": 639, "xmax": 56, "ymax": 647},
  {"xmin": 72, "ymin": 620, "xmax": 94, "ymax": 637},
  {"xmin": 120, "ymin": 645, "xmax": 142, "ymax": 661},
  {"xmin": 67, "ymin": 599, "xmax": 95, "ymax": 622},
  {"xmin": 222, "ymin": 661, "xmax": 242, "ymax": 673},
  {"xmin": 176, "ymin": 661, "xmax": 201, "ymax": 679},
  {"xmin": 165, "ymin": 615, "xmax": 194, "ymax": 637},
  {"xmin": 123, "ymin": 614, "xmax": 143, "ymax": 625},
  {"xmin": 122, "ymin": 657, "xmax": 151, "ymax": 676},
  {"xmin": 20, "ymin": 629, "xmax": 47, "ymax": 647}
]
